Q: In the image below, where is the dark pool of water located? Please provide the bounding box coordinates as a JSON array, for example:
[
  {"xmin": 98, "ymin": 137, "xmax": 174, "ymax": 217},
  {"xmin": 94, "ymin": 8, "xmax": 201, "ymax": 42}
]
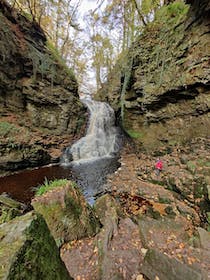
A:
[
  {"xmin": 0, "ymin": 165, "xmax": 72, "ymax": 204},
  {"xmin": 0, "ymin": 157, "xmax": 120, "ymax": 205},
  {"xmin": 70, "ymin": 157, "xmax": 121, "ymax": 205}
]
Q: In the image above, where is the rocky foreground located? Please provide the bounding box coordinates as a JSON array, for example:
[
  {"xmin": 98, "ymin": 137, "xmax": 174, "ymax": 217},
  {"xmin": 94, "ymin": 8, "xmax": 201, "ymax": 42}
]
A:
[
  {"xmin": 1, "ymin": 137, "xmax": 209, "ymax": 280},
  {"xmin": 60, "ymin": 138, "xmax": 210, "ymax": 279}
]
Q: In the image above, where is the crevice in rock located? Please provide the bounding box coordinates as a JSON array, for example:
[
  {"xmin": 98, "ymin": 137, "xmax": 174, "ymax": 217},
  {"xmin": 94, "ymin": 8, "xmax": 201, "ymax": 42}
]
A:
[{"xmin": 143, "ymin": 83, "xmax": 209, "ymax": 112}]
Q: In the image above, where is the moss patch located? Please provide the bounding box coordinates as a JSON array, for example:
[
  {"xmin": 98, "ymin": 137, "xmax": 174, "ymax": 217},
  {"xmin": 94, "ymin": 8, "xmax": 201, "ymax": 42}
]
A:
[
  {"xmin": 0, "ymin": 211, "xmax": 72, "ymax": 279},
  {"xmin": 32, "ymin": 181, "xmax": 100, "ymax": 245},
  {"xmin": 126, "ymin": 129, "xmax": 144, "ymax": 139}
]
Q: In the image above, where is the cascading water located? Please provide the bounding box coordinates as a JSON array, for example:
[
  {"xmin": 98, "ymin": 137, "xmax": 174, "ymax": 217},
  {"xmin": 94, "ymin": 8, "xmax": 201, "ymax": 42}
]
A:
[
  {"xmin": 61, "ymin": 97, "xmax": 121, "ymax": 163},
  {"xmin": 60, "ymin": 96, "xmax": 122, "ymax": 205},
  {"xmin": 0, "ymin": 97, "xmax": 122, "ymax": 206}
]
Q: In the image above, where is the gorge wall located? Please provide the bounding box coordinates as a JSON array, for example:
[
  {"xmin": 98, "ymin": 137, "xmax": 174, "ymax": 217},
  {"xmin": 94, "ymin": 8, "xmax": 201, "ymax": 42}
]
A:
[
  {"xmin": 0, "ymin": 0, "xmax": 86, "ymax": 174},
  {"xmin": 97, "ymin": 0, "xmax": 210, "ymax": 152}
]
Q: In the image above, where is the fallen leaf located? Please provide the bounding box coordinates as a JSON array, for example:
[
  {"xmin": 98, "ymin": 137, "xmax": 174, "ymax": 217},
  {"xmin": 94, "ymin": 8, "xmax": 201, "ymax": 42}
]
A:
[
  {"xmin": 136, "ymin": 274, "xmax": 144, "ymax": 280},
  {"xmin": 178, "ymin": 243, "xmax": 185, "ymax": 249}
]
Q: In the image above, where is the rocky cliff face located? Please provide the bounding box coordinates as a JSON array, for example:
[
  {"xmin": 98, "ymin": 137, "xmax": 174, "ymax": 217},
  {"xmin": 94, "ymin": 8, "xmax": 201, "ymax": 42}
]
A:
[
  {"xmin": 0, "ymin": 0, "xmax": 86, "ymax": 174},
  {"xmin": 97, "ymin": 1, "xmax": 210, "ymax": 152}
]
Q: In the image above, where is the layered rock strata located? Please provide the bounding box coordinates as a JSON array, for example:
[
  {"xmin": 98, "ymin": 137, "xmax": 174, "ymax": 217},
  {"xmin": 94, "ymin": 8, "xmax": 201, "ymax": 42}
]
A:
[{"xmin": 0, "ymin": 0, "xmax": 86, "ymax": 174}]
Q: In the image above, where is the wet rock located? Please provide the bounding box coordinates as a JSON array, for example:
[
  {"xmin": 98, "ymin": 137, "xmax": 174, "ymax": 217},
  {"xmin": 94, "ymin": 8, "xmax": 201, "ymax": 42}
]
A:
[
  {"xmin": 94, "ymin": 195, "xmax": 142, "ymax": 279},
  {"xmin": 141, "ymin": 249, "xmax": 203, "ymax": 280},
  {"xmin": 32, "ymin": 181, "xmax": 101, "ymax": 246},
  {"xmin": 94, "ymin": 195, "xmax": 122, "ymax": 270},
  {"xmin": 0, "ymin": 144, "xmax": 51, "ymax": 174},
  {"xmin": 94, "ymin": 194, "xmax": 123, "ymax": 225},
  {"xmin": 0, "ymin": 211, "xmax": 72, "ymax": 279}
]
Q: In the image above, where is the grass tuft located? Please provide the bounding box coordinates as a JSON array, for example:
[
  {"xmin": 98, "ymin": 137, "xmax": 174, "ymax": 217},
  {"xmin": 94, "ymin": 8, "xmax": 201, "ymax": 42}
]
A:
[{"xmin": 35, "ymin": 178, "xmax": 69, "ymax": 196}]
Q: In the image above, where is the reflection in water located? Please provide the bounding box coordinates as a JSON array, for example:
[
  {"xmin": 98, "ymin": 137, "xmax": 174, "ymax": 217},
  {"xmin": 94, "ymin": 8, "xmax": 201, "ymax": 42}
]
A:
[{"xmin": 0, "ymin": 157, "xmax": 120, "ymax": 205}]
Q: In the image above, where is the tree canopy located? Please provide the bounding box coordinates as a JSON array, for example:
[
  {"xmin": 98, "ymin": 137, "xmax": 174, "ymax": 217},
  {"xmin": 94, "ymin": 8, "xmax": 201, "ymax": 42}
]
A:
[{"xmin": 8, "ymin": 0, "xmax": 176, "ymax": 92}]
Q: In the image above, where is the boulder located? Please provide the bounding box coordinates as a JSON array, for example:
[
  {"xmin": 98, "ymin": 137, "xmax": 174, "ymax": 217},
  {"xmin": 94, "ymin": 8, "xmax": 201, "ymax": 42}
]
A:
[
  {"xmin": 0, "ymin": 211, "xmax": 72, "ymax": 279},
  {"xmin": 197, "ymin": 227, "xmax": 210, "ymax": 251},
  {"xmin": 141, "ymin": 249, "xmax": 203, "ymax": 280},
  {"xmin": 32, "ymin": 181, "xmax": 101, "ymax": 245}
]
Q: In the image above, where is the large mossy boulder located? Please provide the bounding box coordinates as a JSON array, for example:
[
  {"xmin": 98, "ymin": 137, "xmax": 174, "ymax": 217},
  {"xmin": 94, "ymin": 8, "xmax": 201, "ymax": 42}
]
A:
[
  {"xmin": 0, "ymin": 211, "xmax": 72, "ymax": 280},
  {"xmin": 32, "ymin": 180, "xmax": 101, "ymax": 245}
]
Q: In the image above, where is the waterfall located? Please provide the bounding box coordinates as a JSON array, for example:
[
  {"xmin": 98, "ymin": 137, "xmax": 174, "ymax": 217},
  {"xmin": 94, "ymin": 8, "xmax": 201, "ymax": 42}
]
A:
[{"xmin": 61, "ymin": 97, "xmax": 121, "ymax": 164}]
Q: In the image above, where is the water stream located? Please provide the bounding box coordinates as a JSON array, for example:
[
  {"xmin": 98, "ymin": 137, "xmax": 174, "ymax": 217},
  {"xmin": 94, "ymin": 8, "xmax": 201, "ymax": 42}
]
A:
[
  {"xmin": 0, "ymin": 97, "xmax": 122, "ymax": 205},
  {"xmin": 61, "ymin": 97, "xmax": 121, "ymax": 163},
  {"xmin": 61, "ymin": 97, "xmax": 122, "ymax": 204}
]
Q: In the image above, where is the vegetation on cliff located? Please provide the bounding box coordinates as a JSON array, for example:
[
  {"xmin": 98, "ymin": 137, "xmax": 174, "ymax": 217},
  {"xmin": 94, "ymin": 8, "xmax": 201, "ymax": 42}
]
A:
[
  {"xmin": 0, "ymin": 0, "xmax": 87, "ymax": 175},
  {"xmin": 97, "ymin": 0, "xmax": 210, "ymax": 153}
]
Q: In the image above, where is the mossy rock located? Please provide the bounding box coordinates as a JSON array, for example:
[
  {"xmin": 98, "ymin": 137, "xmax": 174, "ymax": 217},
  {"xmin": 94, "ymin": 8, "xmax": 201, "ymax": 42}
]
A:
[
  {"xmin": 32, "ymin": 181, "xmax": 101, "ymax": 245},
  {"xmin": 0, "ymin": 206, "xmax": 20, "ymax": 225},
  {"xmin": 0, "ymin": 195, "xmax": 26, "ymax": 225},
  {"xmin": 0, "ymin": 211, "xmax": 72, "ymax": 279}
]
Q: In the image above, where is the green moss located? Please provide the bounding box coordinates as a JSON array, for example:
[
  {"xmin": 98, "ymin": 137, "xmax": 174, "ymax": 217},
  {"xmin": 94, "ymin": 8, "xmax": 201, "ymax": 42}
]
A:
[
  {"xmin": 193, "ymin": 186, "xmax": 204, "ymax": 199},
  {"xmin": 126, "ymin": 129, "xmax": 144, "ymax": 139},
  {"xmin": 158, "ymin": 196, "xmax": 172, "ymax": 204},
  {"xmin": 64, "ymin": 195, "xmax": 82, "ymax": 219},
  {"xmin": 28, "ymin": 41, "xmax": 75, "ymax": 86},
  {"xmin": 186, "ymin": 161, "xmax": 196, "ymax": 174},
  {"xmin": 0, "ymin": 122, "xmax": 19, "ymax": 137},
  {"xmin": 35, "ymin": 178, "xmax": 68, "ymax": 196},
  {"xmin": 154, "ymin": 1, "xmax": 189, "ymax": 26},
  {"xmin": 75, "ymin": 116, "xmax": 86, "ymax": 133},
  {"xmin": 197, "ymin": 159, "xmax": 210, "ymax": 167},
  {"xmin": 32, "ymin": 182, "xmax": 100, "ymax": 244},
  {"xmin": 146, "ymin": 206, "xmax": 161, "ymax": 219},
  {"xmin": 5, "ymin": 213, "xmax": 71, "ymax": 280},
  {"xmin": 0, "ymin": 207, "xmax": 20, "ymax": 224},
  {"xmin": 46, "ymin": 40, "xmax": 75, "ymax": 79}
]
